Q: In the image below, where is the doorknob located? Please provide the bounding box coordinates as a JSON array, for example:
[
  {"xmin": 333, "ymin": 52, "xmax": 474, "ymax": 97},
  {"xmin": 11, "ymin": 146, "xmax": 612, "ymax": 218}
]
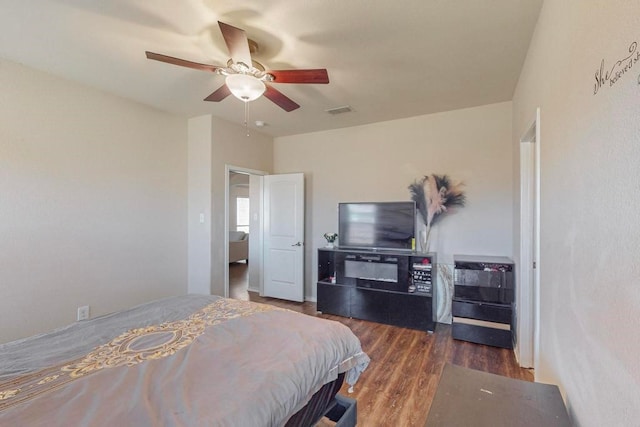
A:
[{"xmin": 291, "ymin": 242, "xmax": 303, "ymax": 247}]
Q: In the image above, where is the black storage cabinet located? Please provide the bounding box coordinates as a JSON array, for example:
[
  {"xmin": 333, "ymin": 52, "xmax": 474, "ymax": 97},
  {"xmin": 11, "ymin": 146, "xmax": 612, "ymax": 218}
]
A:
[{"xmin": 452, "ymin": 255, "xmax": 515, "ymax": 349}]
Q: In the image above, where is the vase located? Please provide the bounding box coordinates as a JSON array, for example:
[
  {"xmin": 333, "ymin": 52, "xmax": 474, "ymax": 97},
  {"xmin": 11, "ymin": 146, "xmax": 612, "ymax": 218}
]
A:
[
  {"xmin": 326, "ymin": 242, "xmax": 334, "ymax": 248},
  {"xmin": 418, "ymin": 223, "xmax": 432, "ymax": 252},
  {"xmin": 421, "ymin": 230, "xmax": 429, "ymax": 252}
]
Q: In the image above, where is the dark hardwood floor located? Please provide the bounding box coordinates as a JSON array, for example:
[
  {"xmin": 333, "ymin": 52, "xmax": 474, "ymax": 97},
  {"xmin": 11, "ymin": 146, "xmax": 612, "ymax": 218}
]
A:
[{"xmin": 229, "ymin": 263, "xmax": 533, "ymax": 426}]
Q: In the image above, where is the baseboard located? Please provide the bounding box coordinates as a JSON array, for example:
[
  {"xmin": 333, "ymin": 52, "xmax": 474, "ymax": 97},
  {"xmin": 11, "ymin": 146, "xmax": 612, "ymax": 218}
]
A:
[{"xmin": 248, "ymin": 286, "xmax": 260, "ymax": 293}]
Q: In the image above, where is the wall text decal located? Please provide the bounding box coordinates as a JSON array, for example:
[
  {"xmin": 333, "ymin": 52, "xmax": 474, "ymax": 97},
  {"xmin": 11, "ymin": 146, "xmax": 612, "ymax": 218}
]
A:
[{"xmin": 594, "ymin": 41, "xmax": 639, "ymax": 95}]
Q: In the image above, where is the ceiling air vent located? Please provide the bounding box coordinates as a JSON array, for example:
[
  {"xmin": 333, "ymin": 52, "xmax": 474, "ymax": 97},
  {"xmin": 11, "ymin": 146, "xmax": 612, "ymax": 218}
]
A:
[{"xmin": 325, "ymin": 105, "xmax": 353, "ymax": 115}]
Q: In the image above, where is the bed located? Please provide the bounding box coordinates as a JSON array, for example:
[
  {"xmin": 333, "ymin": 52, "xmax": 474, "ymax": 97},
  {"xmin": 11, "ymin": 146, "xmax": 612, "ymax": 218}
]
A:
[{"xmin": 0, "ymin": 295, "xmax": 369, "ymax": 426}]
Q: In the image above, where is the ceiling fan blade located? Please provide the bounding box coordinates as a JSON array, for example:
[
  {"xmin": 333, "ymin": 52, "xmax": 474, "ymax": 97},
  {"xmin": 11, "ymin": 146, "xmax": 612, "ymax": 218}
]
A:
[
  {"xmin": 204, "ymin": 84, "xmax": 231, "ymax": 102},
  {"xmin": 263, "ymin": 85, "xmax": 300, "ymax": 112},
  {"xmin": 145, "ymin": 51, "xmax": 220, "ymax": 72},
  {"xmin": 218, "ymin": 21, "xmax": 253, "ymax": 67},
  {"xmin": 268, "ymin": 69, "xmax": 329, "ymax": 84}
]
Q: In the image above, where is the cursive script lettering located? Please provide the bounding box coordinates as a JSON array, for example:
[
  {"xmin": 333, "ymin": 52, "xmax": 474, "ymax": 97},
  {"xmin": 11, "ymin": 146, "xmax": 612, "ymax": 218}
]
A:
[{"xmin": 594, "ymin": 41, "xmax": 639, "ymax": 95}]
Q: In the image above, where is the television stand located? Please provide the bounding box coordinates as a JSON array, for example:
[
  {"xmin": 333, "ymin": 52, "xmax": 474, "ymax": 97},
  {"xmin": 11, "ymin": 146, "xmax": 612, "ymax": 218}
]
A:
[{"xmin": 317, "ymin": 248, "xmax": 437, "ymax": 332}]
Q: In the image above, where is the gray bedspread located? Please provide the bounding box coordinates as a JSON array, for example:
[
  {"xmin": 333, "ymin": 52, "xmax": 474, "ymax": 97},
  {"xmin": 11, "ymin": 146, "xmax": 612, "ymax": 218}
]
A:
[{"xmin": 0, "ymin": 295, "xmax": 369, "ymax": 426}]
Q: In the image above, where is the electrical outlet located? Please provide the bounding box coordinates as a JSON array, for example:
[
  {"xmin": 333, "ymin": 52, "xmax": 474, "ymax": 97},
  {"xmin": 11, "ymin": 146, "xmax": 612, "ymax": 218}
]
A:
[{"xmin": 77, "ymin": 305, "xmax": 90, "ymax": 321}]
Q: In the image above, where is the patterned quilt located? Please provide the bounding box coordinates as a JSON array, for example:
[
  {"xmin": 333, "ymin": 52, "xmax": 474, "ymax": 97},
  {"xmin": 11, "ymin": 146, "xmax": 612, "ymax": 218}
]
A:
[{"xmin": 0, "ymin": 295, "xmax": 369, "ymax": 426}]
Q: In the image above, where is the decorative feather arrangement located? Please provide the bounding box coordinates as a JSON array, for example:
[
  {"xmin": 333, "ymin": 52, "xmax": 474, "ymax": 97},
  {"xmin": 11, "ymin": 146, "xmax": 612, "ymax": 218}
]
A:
[
  {"xmin": 409, "ymin": 179, "xmax": 428, "ymax": 226},
  {"xmin": 408, "ymin": 174, "xmax": 466, "ymax": 250}
]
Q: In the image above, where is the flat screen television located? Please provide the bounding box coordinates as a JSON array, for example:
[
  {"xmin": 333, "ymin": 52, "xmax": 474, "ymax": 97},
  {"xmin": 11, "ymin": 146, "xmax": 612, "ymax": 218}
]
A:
[{"xmin": 338, "ymin": 201, "xmax": 416, "ymax": 251}]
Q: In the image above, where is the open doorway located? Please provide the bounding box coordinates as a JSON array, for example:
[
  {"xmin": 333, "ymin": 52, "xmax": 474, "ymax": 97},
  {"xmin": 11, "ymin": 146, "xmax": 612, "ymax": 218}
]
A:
[
  {"xmin": 228, "ymin": 171, "xmax": 250, "ymax": 300},
  {"xmin": 225, "ymin": 165, "xmax": 266, "ymax": 301}
]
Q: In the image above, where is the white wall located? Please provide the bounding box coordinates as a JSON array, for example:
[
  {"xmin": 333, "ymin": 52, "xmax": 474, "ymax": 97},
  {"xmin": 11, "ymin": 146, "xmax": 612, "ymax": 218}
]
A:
[
  {"xmin": 187, "ymin": 116, "xmax": 212, "ymax": 295},
  {"xmin": 248, "ymin": 174, "xmax": 263, "ymax": 292},
  {"xmin": 512, "ymin": 1, "xmax": 640, "ymax": 425},
  {"xmin": 0, "ymin": 59, "xmax": 188, "ymax": 343},
  {"xmin": 274, "ymin": 102, "xmax": 513, "ymax": 300},
  {"xmin": 187, "ymin": 116, "xmax": 273, "ymax": 297},
  {"xmin": 210, "ymin": 118, "xmax": 272, "ymax": 296}
]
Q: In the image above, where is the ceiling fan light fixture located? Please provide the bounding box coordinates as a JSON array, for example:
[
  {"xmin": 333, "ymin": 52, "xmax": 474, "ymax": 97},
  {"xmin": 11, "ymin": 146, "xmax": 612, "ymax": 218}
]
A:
[{"xmin": 225, "ymin": 74, "xmax": 266, "ymax": 102}]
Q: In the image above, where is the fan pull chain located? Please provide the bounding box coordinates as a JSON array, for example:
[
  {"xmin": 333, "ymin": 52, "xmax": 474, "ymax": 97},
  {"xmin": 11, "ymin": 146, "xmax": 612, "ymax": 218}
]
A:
[{"xmin": 244, "ymin": 101, "xmax": 250, "ymax": 137}]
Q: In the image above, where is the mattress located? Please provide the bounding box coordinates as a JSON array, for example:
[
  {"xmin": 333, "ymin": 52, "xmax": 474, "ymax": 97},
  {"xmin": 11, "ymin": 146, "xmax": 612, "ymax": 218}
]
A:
[{"xmin": 0, "ymin": 295, "xmax": 369, "ymax": 426}]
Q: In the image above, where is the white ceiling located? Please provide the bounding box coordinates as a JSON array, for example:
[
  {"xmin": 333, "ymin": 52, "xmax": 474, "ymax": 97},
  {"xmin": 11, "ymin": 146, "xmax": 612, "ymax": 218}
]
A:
[{"xmin": 0, "ymin": 0, "xmax": 543, "ymax": 137}]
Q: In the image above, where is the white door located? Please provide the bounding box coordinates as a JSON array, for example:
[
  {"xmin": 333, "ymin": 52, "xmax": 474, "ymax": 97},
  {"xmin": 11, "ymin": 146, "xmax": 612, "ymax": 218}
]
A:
[{"xmin": 263, "ymin": 173, "xmax": 304, "ymax": 301}]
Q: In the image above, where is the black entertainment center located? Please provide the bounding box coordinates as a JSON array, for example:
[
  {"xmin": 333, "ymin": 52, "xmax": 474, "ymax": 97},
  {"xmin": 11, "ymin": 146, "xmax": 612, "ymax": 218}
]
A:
[
  {"xmin": 317, "ymin": 200, "xmax": 437, "ymax": 332},
  {"xmin": 317, "ymin": 248, "xmax": 437, "ymax": 332}
]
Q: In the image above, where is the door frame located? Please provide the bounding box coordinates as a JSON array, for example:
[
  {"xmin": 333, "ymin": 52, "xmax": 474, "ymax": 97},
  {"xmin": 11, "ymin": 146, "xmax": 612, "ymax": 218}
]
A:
[
  {"xmin": 518, "ymin": 107, "xmax": 541, "ymax": 370},
  {"xmin": 224, "ymin": 164, "xmax": 267, "ymax": 298}
]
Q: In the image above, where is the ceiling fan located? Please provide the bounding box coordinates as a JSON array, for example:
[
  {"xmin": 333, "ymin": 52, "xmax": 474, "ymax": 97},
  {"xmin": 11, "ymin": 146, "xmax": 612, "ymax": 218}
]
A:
[{"xmin": 145, "ymin": 21, "xmax": 329, "ymax": 112}]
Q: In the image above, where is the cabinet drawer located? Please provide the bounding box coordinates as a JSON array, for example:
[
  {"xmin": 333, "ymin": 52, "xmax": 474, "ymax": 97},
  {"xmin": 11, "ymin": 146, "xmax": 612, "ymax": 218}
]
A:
[
  {"xmin": 317, "ymin": 282, "xmax": 351, "ymax": 317},
  {"xmin": 452, "ymin": 322, "xmax": 513, "ymax": 349},
  {"xmin": 454, "ymin": 285, "xmax": 514, "ymax": 304},
  {"xmin": 454, "ymin": 269, "xmax": 513, "ymax": 288},
  {"xmin": 386, "ymin": 292, "xmax": 434, "ymax": 331},
  {"xmin": 351, "ymin": 288, "xmax": 435, "ymax": 332},
  {"xmin": 452, "ymin": 299, "xmax": 512, "ymax": 324}
]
